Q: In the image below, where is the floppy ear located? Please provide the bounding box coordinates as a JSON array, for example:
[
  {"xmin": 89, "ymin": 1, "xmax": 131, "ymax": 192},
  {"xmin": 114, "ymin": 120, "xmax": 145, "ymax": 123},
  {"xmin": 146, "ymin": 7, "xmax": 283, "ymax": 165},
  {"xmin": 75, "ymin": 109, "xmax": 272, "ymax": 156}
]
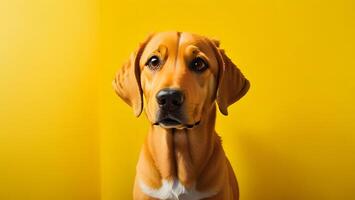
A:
[
  {"xmin": 112, "ymin": 36, "xmax": 152, "ymax": 117},
  {"xmin": 210, "ymin": 40, "xmax": 250, "ymax": 115}
]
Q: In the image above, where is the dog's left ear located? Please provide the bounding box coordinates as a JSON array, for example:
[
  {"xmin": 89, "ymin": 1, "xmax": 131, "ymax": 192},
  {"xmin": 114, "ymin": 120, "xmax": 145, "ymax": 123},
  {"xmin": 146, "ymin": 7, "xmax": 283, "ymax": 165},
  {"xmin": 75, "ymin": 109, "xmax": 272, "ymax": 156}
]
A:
[
  {"xmin": 209, "ymin": 39, "xmax": 250, "ymax": 115},
  {"xmin": 112, "ymin": 35, "xmax": 153, "ymax": 117}
]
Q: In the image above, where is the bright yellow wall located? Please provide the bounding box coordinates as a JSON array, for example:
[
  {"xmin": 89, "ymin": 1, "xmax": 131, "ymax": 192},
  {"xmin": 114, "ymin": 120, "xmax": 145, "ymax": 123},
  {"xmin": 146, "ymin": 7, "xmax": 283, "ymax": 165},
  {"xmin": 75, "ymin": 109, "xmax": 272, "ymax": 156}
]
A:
[
  {"xmin": 100, "ymin": 0, "xmax": 355, "ymax": 200},
  {"xmin": 1, "ymin": 0, "xmax": 355, "ymax": 200},
  {"xmin": 0, "ymin": 1, "xmax": 100, "ymax": 200}
]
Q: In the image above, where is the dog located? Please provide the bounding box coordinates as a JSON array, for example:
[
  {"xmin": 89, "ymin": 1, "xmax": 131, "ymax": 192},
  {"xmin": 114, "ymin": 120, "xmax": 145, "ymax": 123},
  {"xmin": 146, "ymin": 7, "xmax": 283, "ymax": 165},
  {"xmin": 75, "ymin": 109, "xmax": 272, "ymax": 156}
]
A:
[{"xmin": 113, "ymin": 32, "xmax": 250, "ymax": 200}]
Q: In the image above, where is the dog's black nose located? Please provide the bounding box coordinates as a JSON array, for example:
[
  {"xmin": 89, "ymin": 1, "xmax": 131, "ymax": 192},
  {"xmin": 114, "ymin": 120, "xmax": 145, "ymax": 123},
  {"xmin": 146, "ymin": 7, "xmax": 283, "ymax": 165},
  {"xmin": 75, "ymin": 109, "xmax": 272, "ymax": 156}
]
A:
[{"xmin": 156, "ymin": 89, "xmax": 184, "ymax": 110}]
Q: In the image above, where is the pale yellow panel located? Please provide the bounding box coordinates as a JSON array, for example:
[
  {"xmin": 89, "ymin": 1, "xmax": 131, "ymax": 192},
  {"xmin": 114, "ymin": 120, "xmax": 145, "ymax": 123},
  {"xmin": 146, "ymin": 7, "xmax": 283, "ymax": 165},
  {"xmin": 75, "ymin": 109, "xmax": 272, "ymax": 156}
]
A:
[{"xmin": 0, "ymin": 0, "xmax": 100, "ymax": 200}]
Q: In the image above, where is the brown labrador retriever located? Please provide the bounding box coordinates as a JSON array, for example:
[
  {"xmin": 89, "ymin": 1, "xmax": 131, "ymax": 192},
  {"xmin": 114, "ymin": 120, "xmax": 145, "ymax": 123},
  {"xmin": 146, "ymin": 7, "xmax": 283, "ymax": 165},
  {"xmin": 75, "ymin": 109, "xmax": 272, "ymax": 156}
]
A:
[{"xmin": 113, "ymin": 32, "xmax": 250, "ymax": 200}]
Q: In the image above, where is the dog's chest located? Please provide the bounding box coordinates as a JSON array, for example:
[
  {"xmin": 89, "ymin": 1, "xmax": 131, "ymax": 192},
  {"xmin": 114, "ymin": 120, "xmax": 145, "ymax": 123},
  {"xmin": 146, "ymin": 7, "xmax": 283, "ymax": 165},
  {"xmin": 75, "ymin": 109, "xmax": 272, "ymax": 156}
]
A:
[{"xmin": 139, "ymin": 179, "xmax": 216, "ymax": 200}]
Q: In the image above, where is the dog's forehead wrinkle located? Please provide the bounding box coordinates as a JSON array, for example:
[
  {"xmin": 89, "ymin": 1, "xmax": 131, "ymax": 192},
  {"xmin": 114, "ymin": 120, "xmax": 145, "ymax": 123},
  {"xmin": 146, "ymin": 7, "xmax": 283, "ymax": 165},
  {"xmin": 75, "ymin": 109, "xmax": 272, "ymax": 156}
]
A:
[{"xmin": 173, "ymin": 32, "xmax": 182, "ymax": 70}]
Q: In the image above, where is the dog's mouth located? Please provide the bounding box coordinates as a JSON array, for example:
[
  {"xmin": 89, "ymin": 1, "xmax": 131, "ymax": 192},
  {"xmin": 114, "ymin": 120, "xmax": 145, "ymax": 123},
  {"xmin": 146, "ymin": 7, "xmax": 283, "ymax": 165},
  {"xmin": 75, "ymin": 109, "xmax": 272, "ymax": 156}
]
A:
[
  {"xmin": 159, "ymin": 117, "xmax": 181, "ymax": 126},
  {"xmin": 153, "ymin": 116, "xmax": 182, "ymax": 128},
  {"xmin": 153, "ymin": 117, "xmax": 200, "ymax": 129}
]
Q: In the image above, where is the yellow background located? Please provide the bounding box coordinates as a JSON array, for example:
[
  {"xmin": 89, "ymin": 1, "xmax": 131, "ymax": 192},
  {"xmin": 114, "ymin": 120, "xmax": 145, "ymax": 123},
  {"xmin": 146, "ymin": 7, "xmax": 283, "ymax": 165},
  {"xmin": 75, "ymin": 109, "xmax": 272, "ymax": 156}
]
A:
[{"xmin": 1, "ymin": 0, "xmax": 354, "ymax": 200}]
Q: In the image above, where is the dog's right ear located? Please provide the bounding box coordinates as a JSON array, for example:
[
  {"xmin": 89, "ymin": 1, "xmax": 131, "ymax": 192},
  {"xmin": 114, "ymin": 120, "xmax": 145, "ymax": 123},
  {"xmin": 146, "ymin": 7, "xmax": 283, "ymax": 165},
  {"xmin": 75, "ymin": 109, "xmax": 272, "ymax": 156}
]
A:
[{"xmin": 112, "ymin": 35, "xmax": 153, "ymax": 117}]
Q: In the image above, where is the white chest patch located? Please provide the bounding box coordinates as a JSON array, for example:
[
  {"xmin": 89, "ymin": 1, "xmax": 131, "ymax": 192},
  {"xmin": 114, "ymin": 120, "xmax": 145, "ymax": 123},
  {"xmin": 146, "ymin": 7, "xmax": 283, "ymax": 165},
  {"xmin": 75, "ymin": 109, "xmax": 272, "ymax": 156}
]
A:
[{"xmin": 139, "ymin": 179, "xmax": 216, "ymax": 200}]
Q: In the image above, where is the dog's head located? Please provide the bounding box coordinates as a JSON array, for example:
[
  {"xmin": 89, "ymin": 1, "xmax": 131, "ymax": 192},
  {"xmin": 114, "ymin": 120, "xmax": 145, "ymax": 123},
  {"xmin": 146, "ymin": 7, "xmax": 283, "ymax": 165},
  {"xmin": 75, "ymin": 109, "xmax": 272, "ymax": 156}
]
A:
[{"xmin": 113, "ymin": 32, "xmax": 250, "ymax": 129}]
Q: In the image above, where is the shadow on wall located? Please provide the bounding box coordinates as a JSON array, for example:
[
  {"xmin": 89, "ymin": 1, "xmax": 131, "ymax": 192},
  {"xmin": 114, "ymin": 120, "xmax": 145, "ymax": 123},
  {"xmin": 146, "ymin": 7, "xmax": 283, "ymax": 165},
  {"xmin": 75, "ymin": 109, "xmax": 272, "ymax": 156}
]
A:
[
  {"xmin": 229, "ymin": 117, "xmax": 355, "ymax": 200},
  {"xmin": 235, "ymin": 131, "xmax": 306, "ymax": 200}
]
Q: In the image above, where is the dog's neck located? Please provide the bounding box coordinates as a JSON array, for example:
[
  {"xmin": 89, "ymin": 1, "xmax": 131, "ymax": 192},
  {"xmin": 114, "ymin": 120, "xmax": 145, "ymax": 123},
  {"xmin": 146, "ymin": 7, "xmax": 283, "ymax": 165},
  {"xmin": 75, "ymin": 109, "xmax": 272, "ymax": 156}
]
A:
[{"xmin": 146, "ymin": 104, "xmax": 220, "ymax": 188}]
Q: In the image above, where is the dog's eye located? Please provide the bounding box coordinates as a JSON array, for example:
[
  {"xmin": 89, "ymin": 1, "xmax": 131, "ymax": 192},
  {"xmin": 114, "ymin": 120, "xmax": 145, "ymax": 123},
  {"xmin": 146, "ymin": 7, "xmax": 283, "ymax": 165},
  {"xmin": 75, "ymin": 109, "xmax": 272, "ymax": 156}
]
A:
[
  {"xmin": 146, "ymin": 56, "xmax": 161, "ymax": 70},
  {"xmin": 190, "ymin": 57, "xmax": 208, "ymax": 72}
]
